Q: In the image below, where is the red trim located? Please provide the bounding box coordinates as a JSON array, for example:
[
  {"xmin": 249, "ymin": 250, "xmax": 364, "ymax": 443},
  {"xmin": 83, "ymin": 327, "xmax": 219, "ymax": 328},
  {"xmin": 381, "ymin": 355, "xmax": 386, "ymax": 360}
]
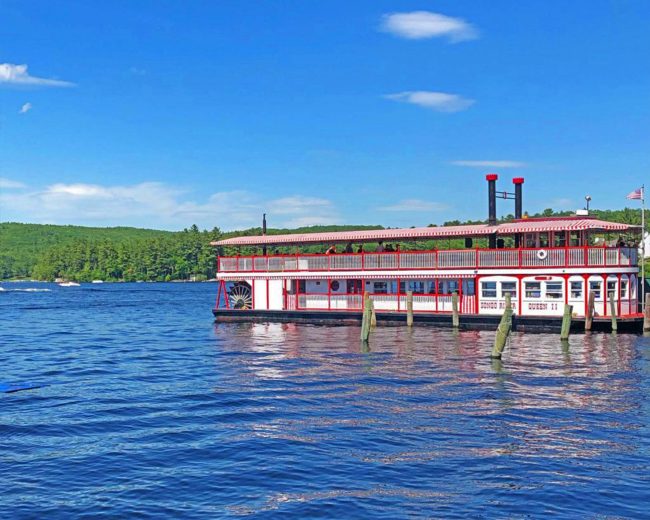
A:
[
  {"xmin": 251, "ymin": 279, "xmax": 256, "ymax": 310},
  {"xmin": 486, "ymin": 173, "xmax": 498, "ymax": 181},
  {"xmin": 512, "ymin": 177, "xmax": 524, "ymax": 185},
  {"xmin": 266, "ymin": 279, "xmax": 270, "ymax": 309}
]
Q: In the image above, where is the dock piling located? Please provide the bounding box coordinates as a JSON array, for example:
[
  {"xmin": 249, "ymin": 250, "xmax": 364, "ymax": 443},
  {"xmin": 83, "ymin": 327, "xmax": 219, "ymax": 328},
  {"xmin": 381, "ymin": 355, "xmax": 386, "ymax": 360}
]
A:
[
  {"xmin": 609, "ymin": 293, "xmax": 617, "ymax": 333},
  {"xmin": 370, "ymin": 298, "xmax": 377, "ymax": 328},
  {"xmin": 560, "ymin": 304, "xmax": 573, "ymax": 340},
  {"xmin": 360, "ymin": 292, "xmax": 371, "ymax": 342},
  {"xmin": 585, "ymin": 292, "xmax": 595, "ymax": 331},
  {"xmin": 644, "ymin": 294, "xmax": 650, "ymax": 333},
  {"xmin": 491, "ymin": 293, "xmax": 513, "ymax": 359},
  {"xmin": 452, "ymin": 291, "xmax": 460, "ymax": 328},
  {"xmin": 406, "ymin": 291, "xmax": 414, "ymax": 328}
]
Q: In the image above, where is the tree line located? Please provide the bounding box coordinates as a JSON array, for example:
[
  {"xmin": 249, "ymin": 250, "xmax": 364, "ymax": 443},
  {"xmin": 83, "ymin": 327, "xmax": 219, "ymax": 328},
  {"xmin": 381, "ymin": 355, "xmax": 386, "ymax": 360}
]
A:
[{"xmin": 0, "ymin": 207, "xmax": 646, "ymax": 281}]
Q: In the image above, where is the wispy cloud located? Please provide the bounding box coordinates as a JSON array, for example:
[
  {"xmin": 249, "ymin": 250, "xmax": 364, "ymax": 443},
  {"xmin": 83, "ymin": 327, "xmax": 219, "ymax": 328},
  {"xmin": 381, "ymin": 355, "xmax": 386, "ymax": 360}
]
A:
[
  {"xmin": 381, "ymin": 11, "xmax": 478, "ymax": 42},
  {"xmin": 379, "ymin": 199, "xmax": 448, "ymax": 212},
  {"xmin": 385, "ymin": 91, "xmax": 475, "ymax": 112},
  {"xmin": 450, "ymin": 160, "xmax": 528, "ymax": 168},
  {"xmin": 0, "ymin": 181, "xmax": 340, "ymax": 230},
  {"xmin": 19, "ymin": 102, "xmax": 32, "ymax": 114},
  {"xmin": 129, "ymin": 66, "xmax": 147, "ymax": 76},
  {"xmin": 0, "ymin": 64, "xmax": 75, "ymax": 88},
  {"xmin": 0, "ymin": 177, "xmax": 27, "ymax": 189}
]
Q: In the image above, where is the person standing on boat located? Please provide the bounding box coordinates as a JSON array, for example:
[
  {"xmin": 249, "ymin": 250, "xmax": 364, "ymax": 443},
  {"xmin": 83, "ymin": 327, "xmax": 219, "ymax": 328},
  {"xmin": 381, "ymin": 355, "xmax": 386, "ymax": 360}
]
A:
[
  {"xmin": 344, "ymin": 242, "xmax": 353, "ymax": 253},
  {"xmin": 326, "ymin": 245, "xmax": 337, "ymax": 255},
  {"xmin": 377, "ymin": 241, "xmax": 385, "ymax": 253}
]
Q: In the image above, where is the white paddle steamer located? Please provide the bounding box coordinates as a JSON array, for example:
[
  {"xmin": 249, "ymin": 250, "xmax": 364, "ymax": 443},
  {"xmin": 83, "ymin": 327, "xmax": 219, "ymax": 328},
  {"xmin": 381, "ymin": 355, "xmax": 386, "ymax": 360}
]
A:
[{"xmin": 212, "ymin": 176, "xmax": 642, "ymax": 332}]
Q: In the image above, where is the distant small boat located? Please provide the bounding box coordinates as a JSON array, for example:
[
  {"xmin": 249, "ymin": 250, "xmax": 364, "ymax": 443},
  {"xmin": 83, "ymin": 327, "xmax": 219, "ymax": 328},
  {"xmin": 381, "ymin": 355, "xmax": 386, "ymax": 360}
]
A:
[
  {"xmin": 58, "ymin": 281, "xmax": 80, "ymax": 287},
  {"xmin": 91, "ymin": 280, "xmax": 104, "ymax": 284}
]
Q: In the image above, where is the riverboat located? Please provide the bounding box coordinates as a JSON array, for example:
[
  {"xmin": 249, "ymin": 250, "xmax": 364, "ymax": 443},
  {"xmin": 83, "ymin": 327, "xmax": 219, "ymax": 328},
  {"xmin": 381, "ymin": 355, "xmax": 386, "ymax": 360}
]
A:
[{"xmin": 212, "ymin": 175, "xmax": 643, "ymax": 332}]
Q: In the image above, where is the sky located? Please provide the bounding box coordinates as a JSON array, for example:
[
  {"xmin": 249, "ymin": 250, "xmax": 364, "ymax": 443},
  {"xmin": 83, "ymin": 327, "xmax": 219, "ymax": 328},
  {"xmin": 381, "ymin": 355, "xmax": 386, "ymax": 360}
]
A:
[{"xmin": 0, "ymin": 0, "xmax": 649, "ymax": 231}]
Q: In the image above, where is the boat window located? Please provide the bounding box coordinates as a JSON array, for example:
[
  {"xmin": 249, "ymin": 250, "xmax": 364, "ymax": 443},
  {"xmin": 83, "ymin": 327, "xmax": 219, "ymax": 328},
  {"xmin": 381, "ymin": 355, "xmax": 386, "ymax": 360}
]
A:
[
  {"xmin": 570, "ymin": 231, "xmax": 581, "ymax": 246},
  {"xmin": 525, "ymin": 282, "xmax": 542, "ymax": 298},
  {"xmin": 525, "ymin": 233, "xmax": 536, "ymax": 248},
  {"xmin": 554, "ymin": 232, "xmax": 567, "ymax": 247},
  {"xmin": 463, "ymin": 280, "xmax": 476, "ymax": 296},
  {"xmin": 621, "ymin": 279, "xmax": 628, "ymax": 298},
  {"xmin": 373, "ymin": 282, "xmax": 388, "ymax": 294},
  {"xmin": 501, "ymin": 281, "xmax": 517, "ymax": 298},
  {"xmin": 481, "ymin": 281, "xmax": 497, "ymax": 298},
  {"xmin": 589, "ymin": 280, "xmax": 602, "ymax": 299},
  {"xmin": 427, "ymin": 280, "xmax": 437, "ymax": 294},
  {"xmin": 347, "ymin": 279, "xmax": 363, "ymax": 294},
  {"xmin": 546, "ymin": 281, "xmax": 563, "ymax": 299},
  {"xmin": 298, "ymin": 280, "xmax": 306, "ymax": 293},
  {"xmin": 447, "ymin": 280, "xmax": 459, "ymax": 294},
  {"xmin": 607, "ymin": 280, "xmax": 617, "ymax": 298},
  {"xmin": 570, "ymin": 281, "xmax": 583, "ymax": 299},
  {"xmin": 399, "ymin": 280, "xmax": 425, "ymax": 294},
  {"xmin": 539, "ymin": 233, "xmax": 550, "ymax": 248}
]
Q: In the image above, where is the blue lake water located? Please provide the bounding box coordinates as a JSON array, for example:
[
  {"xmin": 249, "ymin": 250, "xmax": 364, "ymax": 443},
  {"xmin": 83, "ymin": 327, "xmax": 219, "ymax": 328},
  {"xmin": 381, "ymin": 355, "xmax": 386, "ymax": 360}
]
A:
[{"xmin": 1, "ymin": 282, "xmax": 649, "ymax": 518}]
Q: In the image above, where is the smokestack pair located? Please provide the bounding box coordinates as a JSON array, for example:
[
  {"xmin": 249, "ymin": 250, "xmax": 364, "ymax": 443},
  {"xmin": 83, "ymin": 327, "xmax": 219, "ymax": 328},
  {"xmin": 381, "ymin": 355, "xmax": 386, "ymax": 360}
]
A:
[{"xmin": 486, "ymin": 175, "xmax": 525, "ymax": 247}]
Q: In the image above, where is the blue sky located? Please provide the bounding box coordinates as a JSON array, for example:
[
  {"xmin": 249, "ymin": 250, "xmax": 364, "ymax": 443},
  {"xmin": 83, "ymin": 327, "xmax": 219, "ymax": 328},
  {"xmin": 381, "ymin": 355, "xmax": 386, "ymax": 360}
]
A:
[{"xmin": 1, "ymin": 0, "xmax": 649, "ymax": 231}]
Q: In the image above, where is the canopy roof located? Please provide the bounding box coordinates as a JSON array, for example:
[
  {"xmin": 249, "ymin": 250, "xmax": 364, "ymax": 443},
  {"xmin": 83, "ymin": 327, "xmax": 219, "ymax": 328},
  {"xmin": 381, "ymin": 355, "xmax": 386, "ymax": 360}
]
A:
[{"xmin": 211, "ymin": 217, "xmax": 638, "ymax": 247}]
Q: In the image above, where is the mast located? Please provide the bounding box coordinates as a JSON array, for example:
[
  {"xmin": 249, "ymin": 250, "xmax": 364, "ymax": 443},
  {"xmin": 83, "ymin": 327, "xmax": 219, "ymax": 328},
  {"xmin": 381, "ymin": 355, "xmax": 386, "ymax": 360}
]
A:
[{"xmin": 641, "ymin": 184, "xmax": 645, "ymax": 311}]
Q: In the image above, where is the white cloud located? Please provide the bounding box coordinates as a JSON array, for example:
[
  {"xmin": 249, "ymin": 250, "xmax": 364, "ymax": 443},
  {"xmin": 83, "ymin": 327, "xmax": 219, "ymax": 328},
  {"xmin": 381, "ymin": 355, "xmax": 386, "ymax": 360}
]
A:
[
  {"xmin": 19, "ymin": 102, "xmax": 32, "ymax": 114},
  {"xmin": 0, "ymin": 64, "xmax": 75, "ymax": 88},
  {"xmin": 0, "ymin": 177, "xmax": 27, "ymax": 189},
  {"xmin": 379, "ymin": 199, "xmax": 448, "ymax": 212},
  {"xmin": 0, "ymin": 181, "xmax": 340, "ymax": 230},
  {"xmin": 451, "ymin": 160, "xmax": 528, "ymax": 168},
  {"xmin": 381, "ymin": 11, "xmax": 478, "ymax": 42},
  {"xmin": 385, "ymin": 91, "xmax": 475, "ymax": 112}
]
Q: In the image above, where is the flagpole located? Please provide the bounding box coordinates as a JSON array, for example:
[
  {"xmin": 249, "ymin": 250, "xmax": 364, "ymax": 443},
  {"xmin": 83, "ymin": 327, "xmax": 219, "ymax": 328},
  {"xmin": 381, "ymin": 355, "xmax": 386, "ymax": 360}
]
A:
[{"xmin": 641, "ymin": 184, "xmax": 645, "ymax": 311}]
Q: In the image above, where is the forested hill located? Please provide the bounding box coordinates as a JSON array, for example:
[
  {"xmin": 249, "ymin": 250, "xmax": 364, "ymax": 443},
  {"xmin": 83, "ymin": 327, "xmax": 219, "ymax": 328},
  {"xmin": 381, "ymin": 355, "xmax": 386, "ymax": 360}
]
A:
[
  {"xmin": 0, "ymin": 222, "xmax": 383, "ymax": 281},
  {"xmin": 0, "ymin": 208, "xmax": 644, "ymax": 281}
]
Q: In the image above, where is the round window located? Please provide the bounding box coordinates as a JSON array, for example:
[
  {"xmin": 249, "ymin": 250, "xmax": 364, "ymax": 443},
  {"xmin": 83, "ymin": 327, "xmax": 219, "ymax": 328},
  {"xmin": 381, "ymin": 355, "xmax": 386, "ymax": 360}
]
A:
[{"xmin": 330, "ymin": 280, "xmax": 340, "ymax": 291}]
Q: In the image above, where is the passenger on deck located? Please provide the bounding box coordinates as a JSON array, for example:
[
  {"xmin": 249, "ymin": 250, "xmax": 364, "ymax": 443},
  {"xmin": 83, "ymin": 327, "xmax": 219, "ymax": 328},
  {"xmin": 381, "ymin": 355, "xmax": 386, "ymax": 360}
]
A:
[
  {"xmin": 357, "ymin": 244, "xmax": 364, "ymax": 253},
  {"xmin": 344, "ymin": 242, "xmax": 353, "ymax": 253},
  {"xmin": 617, "ymin": 236, "xmax": 625, "ymax": 247},
  {"xmin": 395, "ymin": 244, "xmax": 401, "ymax": 252},
  {"xmin": 325, "ymin": 245, "xmax": 337, "ymax": 255},
  {"xmin": 384, "ymin": 243, "xmax": 394, "ymax": 252},
  {"xmin": 376, "ymin": 241, "xmax": 385, "ymax": 253}
]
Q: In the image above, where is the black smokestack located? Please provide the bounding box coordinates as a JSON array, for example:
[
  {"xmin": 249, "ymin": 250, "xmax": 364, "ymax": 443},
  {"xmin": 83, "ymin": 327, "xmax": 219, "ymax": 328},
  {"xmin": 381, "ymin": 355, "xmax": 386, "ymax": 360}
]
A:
[
  {"xmin": 487, "ymin": 174, "xmax": 498, "ymax": 226},
  {"xmin": 513, "ymin": 177, "xmax": 524, "ymax": 219},
  {"xmin": 486, "ymin": 174, "xmax": 498, "ymax": 249},
  {"xmin": 513, "ymin": 177, "xmax": 524, "ymax": 247}
]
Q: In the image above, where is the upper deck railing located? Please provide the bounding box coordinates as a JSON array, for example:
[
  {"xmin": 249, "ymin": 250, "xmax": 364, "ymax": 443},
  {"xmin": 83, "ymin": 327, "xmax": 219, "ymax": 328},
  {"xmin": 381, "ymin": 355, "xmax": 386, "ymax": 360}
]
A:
[{"xmin": 217, "ymin": 246, "xmax": 638, "ymax": 273}]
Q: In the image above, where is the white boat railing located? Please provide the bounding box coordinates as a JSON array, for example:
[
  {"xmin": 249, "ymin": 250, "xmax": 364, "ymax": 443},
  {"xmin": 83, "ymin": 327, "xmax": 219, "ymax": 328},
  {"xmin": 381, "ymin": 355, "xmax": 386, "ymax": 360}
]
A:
[{"xmin": 218, "ymin": 247, "xmax": 637, "ymax": 273}]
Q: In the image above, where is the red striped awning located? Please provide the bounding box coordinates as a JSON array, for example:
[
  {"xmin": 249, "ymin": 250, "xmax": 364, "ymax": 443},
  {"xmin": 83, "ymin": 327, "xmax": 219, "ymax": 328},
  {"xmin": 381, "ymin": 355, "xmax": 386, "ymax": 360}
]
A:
[{"xmin": 212, "ymin": 218, "xmax": 637, "ymax": 247}]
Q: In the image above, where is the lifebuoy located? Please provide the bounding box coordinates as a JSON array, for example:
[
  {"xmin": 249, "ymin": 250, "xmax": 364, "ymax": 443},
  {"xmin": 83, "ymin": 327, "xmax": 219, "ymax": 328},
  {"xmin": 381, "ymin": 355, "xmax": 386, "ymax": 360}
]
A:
[{"xmin": 536, "ymin": 249, "xmax": 548, "ymax": 260}]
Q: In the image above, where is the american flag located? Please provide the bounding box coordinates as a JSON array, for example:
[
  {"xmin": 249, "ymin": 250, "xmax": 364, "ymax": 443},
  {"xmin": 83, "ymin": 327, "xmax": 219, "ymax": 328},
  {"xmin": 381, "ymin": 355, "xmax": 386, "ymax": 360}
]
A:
[{"xmin": 626, "ymin": 187, "xmax": 644, "ymax": 200}]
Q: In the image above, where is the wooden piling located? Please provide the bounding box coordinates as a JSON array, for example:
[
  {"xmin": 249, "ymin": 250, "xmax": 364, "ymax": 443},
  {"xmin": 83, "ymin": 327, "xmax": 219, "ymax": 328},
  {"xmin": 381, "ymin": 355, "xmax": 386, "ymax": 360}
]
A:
[
  {"xmin": 491, "ymin": 293, "xmax": 513, "ymax": 359},
  {"xmin": 585, "ymin": 292, "xmax": 595, "ymax": 331},
  {"xmin": 360, "ymin": 292, "xmax": 371, "ymax": 342},
  {"xmin": 609, "ymin": 293, "xmax": 617, "ymax": 333},
  {"xmin": 451, "ymin": 291, "xmax": 460, "ymax": 328},
  {"xmin": 406, "ymin": 291, "xmax": 414, "ymax": 328},
  {"xmin": 560, "ymin": 304, "xmax": 573, "ymax": 340},
  {"xmin": 370, "ymin": 298, "xmax": 377, "ymax": 328},
  {"xmin": 644, "ymin": 294, "xmax": 650, "ymax": 333}
]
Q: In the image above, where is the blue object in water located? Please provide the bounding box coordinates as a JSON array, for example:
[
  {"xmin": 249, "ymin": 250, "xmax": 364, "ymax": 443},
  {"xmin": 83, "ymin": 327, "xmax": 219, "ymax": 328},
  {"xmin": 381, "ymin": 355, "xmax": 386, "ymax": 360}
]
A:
[{"xmin": 0, "ymin": 382, "xmax": 45, "ymax": 393}]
